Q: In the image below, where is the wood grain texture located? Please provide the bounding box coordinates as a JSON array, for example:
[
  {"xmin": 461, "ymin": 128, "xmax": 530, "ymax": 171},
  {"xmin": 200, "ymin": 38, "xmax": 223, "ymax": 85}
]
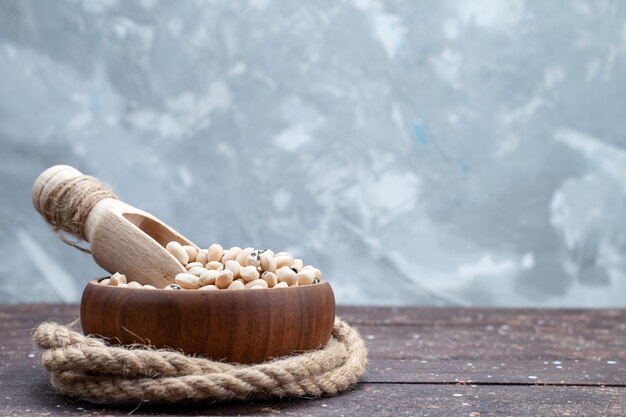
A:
[
  {"xmin": 2, "ymin": 305, "xmax": 625, "ymax": 416},
  {"xmin": 87, "ymin": 203, "xmax": 191, "ymax": 287},
  {"xmin": 80, "ymin": 280, "xmax": 336, "ymax": 363}
]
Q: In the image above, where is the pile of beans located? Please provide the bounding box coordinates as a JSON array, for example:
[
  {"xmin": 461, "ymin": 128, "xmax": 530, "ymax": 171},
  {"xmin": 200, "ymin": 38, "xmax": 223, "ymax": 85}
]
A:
[
  {"xmin": 99, "ymin": 272, "xmax": 156, "ymax": 289},
  {"xmin": 99, "ymin": 242, "xmax": 323, "ymax": 291}
]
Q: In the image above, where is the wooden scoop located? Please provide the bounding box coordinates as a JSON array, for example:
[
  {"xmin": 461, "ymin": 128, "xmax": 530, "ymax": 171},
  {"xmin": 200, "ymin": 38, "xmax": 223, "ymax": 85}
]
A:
[{"xmin": 32, "ymin": 165, "xmax": 195, "ymax": 288}]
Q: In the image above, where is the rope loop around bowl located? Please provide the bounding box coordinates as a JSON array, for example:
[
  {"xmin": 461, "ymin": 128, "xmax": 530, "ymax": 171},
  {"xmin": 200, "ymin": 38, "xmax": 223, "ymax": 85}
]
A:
[{"xmin": 33, "ymin": 316, "xmax": 367, "ymax": 403}]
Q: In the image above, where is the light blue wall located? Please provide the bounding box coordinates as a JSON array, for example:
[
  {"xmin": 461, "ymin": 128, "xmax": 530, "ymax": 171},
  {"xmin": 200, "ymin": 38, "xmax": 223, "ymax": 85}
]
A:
[{"xmin": 1, "ymin": 0, "xmax": 625, "ymax": 306}]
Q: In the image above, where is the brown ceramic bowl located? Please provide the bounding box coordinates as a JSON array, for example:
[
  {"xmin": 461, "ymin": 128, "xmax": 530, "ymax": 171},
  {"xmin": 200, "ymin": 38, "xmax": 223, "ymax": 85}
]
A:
[{"xmin": 80, "ymin": 279, "xmax": 336, "ymax": 364}]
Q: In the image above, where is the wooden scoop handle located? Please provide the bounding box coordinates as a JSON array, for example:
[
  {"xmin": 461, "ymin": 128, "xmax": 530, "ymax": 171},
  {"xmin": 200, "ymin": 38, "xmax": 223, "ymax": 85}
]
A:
[{"xmin": 33, "ymin": 165, "xmax": 194, "ymax": 287}]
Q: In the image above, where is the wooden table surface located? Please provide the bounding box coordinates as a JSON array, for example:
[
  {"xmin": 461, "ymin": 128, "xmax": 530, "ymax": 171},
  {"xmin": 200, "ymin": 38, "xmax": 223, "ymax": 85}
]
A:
[{"xmin": 1, "ymin": 304, "xmax": 625, "ymax": 416}]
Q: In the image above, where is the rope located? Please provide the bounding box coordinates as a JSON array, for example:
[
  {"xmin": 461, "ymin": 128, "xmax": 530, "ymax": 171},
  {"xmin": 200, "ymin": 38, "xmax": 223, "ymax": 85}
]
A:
[
  {"xmin": 33, "ymin": 317, "xmax": 367, "ymax": 403},
  {"xmin": 40, "ymin": 175, "xmax": 118, "ymax": 253}
]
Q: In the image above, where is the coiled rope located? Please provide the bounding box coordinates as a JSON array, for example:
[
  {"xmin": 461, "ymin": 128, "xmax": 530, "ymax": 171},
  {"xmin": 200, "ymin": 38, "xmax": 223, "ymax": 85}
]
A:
[{"xmin": 33, "ymin": 317, "xmax": 367, "ymax": 402}]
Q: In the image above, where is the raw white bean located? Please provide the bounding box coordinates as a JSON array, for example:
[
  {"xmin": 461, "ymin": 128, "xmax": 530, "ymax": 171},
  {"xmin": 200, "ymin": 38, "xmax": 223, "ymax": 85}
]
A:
[
  {"xmin": 228, "ymin": 280, "xmax": 245, "ymax": 290},
  {"xmin": 165, "ymin": 283, "xmax": 182, "ymax": 290},
  {"xmin": 166, "ymin": 241, "xmax": 189, "ymax": 265},
  {"xmin": 175, "ymin": 273, "xmax": 201, "ymax": 289},
  {"xmin": 250, "ymin": 285, "xmax": 265, "ymax": 290},
  {"xmin": 206, "ymin": 243, "xmax": 224, "ymax": 263},
  {"xmin": 187, "ymin": 266, "xmax": 208, "ymax": 277},
  {"xmin": 110, "ymin": 272, "xmax": 127, "ymax": 286},
  {"xmin": 297, "ymin": 269, "xmax": 316, "ymax": 286},
  {"xmin": 185, "ymin": 262, "xmax": 204, "ymax": 270},
  {"xmin": 223, "ymin": 260, "xmax": 241, "ymax": 278},
  {"xmin": 276, "ymin": 266, "xmax": 297, "ymax": 285},
  {"xmin": 245, "ymin": 279, "xmax": 268, "ymax": 289},
  {"xmin": 215, "ymin": 269, "xmax": 234, "ymax": 289},
  {"xmin": 117, "ymin": 283, "xmax": 128, "ymax": 288},
  {"xmin": 236, "ymin": 247, "xmax": 254, "ymax": 266},
  {"xmin": 246, "ymin": 251, "xmax": 261, "ymax": 267},
  {"xmin": 198, "ymin": 285, "xmax": 219, "ymax": 291},
  {"xmin": 183, "ymin": 245, "xmax": 198, "ymax": 263},
  {"xmin": 260, "ymin": 252, "xmax": 276, "ymax": 272},
  {"xmin": 261, "ymin": 271, "xmax": 278, "ymax": 287},
  {"xmin": 273, "ymin": 282, "xmax": 289, "ymax": 289},
  {"xmin": 221, "ymin": 246, "xmax": 242, "ymax": 262},
  {"xmin": 205, "ymin": 261, "xmax": 223, "ymax": 270},
  {"xmin": 196, "ymin": 251, "xmax": 208, "ymax": 265},
  {"xmin": 293, "ymin": 258, "xmax": 304, "ymax": 270},
  {"xmin": 303, "ymin": 265, "xmax": 322, "ymax": 279},
  {"xmin": 198, "ymin": 284, "xmax": 219, "ymax": 291},
  {"xmin": 127, "ymin": 281, "xmax": 142, "ymax": 289},
  {"xmin": 199, "ymin": 270, "xmax": 220, "ymax": 286},
  {"xmin": 240, "ymin": 265, "xmax": 260, "ymax": 282},
  {"xmin": 100, "ymin": 278, "xmax": 111, "ymax": 285},
  {"xmin": 143, "ymin": 285, "xmax": 156, "ymax": 290},
  {"xmin": 275, "ymin": 254, "xmax": 294, "ymax": 269}
]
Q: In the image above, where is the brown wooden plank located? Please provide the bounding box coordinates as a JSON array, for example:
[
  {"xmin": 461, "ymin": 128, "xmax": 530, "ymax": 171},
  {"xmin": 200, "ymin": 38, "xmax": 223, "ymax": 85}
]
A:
[
  {"xmin": 336, "ymin": 306, "xmax": 626, "ymax": 328},
  {"xmin": 355, "ymin": 322, "xmax": 626, "ymax": 361},
  {"xmin": 3, "ymin": 376, "xmax": 626, "ymax": 417},
  {"xmin": 365, "ymin": 358, "xmax": 626, "ymax": 385},
  {"xmin": 2, "ymin": 304, "xmax": 626, "ymax": 386},
  {"xmin": 348, "ymin": 307, "xmax": 626, "ymax": 385},
  {"xmin": 2, "ymin": 304, "xmax": 626, "ymax": 416}
]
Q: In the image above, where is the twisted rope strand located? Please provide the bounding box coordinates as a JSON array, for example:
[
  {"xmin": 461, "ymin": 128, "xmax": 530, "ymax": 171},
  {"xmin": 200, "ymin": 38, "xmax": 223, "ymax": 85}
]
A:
[
  {"xmin": 34, "ymin": 317, "xmax": 367, "ymax": 403},
  {"xmin": 40, "ymin": 175, "xmax": 118, "ymax": 253}
]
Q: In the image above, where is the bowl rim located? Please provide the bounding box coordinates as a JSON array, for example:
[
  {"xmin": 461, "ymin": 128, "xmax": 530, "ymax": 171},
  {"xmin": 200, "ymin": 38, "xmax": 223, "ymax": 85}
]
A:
[{"xmin": 89, "ymin": 277, "xmax": 331, "ymax": 293}]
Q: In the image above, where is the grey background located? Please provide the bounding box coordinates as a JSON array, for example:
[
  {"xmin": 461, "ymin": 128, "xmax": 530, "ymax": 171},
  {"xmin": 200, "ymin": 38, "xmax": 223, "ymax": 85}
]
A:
[{"xmin": 1, "ymin": 0, "xmax": 625, "ymax": 306}]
